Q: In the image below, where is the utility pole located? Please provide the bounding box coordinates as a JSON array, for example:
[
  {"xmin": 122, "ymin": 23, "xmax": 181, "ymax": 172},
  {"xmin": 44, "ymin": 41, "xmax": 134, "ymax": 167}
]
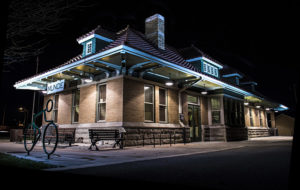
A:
[{"xmin": 31, "ymin": 56, "xmax": 39, "ymax": 123}]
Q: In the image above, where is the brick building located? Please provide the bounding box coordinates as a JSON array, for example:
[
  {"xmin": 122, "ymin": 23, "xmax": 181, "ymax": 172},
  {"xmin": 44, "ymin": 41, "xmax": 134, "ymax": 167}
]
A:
[{"xmin": 14, "ymin": 14, "xmax": 288, "ymax": 146}]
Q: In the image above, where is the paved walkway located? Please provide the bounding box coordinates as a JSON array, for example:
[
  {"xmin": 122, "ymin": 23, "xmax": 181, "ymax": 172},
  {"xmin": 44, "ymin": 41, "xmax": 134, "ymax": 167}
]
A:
[{"xmin": 0, "ymin": 136, "xmax": 292, "ymax": 171}]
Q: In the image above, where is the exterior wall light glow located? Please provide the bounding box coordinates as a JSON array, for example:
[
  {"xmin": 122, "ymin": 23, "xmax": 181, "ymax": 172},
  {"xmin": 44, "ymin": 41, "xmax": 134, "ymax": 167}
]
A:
[
  {"xmin": 84, "ymin": 78, "xmax": 93, "ymax": 83},
  {"xmin": 165, "ymin": 81, "xmax": 173, "ymax": 86}
]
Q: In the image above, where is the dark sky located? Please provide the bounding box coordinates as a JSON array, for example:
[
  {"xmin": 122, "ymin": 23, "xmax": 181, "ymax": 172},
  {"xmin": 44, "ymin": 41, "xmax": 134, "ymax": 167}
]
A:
[{"xmin": 1, "ymin": 0, "xmax": 299, "ymax": 125}]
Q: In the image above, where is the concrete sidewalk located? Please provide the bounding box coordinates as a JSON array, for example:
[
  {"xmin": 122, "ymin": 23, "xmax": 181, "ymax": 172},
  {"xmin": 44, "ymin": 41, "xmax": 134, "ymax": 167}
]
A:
[{"xmin": 0, "ymin": 136, "xmax": 292, "ymax": 171}]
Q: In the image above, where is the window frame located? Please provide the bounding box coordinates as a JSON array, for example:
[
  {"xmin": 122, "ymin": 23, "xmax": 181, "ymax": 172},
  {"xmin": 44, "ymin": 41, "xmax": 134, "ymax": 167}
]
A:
[
  {"xmin": 71, "ymin": 90, "xmax": 80, "ymax": 123},
  {"xmin": 211, "ymin": 96, "xmax": 221, "ymax": 125},
  {"xmin": 144, "ymin": 84, "xmax": 155, "ymax": 122},
  {"xmin": 52, "ymin": 94, "xmax": 59, "ymax": 123},
  {"xmin": 159, "ymin": 88, "xmax": 168, "ymax": 123},
  {"xmin": 86, "ymin": 41, "xmax": 93, "ymax": 55},
  {"xmin": 96, "ymin": 84, "xmax": 107, "ymax": 122},
  {"xmin": 259, "ymin": 110, "xmax": 263, "ymax": 126},
  {"xmin": 249, "ymin": 108, "xmax": 254, "ymax": 126}
]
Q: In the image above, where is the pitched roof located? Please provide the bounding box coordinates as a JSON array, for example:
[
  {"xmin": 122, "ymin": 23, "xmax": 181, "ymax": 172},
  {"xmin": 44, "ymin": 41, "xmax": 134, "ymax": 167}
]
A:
[
  {"xmin": 76, "ymin": 25, "xmax": 116, "ymax": 42},
  {"xmin": 84, "ymin": 25, "xmax": 200, "ymax": 72},
  {"xmin": 178, "ymin": 45, "xmax": 223, "ymax": 66}
]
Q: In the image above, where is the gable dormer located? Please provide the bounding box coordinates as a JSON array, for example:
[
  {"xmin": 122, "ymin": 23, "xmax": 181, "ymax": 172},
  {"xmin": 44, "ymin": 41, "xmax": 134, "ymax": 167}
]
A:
[
  {"xmin": 77, "ymin": 26, "xmax": 114, "ymax": 57},
  {"xmin": 186, "ymin": 57, "xmax": 223, "ymax": 78},
  {"xmin": 179, "ymin": 45, "xmax": 223, "ymax": 78},
  {"xmin": 240, "ymin": 81, "xmax": 257, "ymax": 92},
  {"xmin": 222, "ymin": 73, "xmax": 243, "ymax": 85}
]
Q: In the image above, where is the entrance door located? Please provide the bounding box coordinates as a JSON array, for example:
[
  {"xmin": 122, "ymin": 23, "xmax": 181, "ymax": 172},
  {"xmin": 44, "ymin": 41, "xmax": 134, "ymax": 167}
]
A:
[{"xmin": 188, "ymin": 105, "xmax": 201, "ymax": 141}]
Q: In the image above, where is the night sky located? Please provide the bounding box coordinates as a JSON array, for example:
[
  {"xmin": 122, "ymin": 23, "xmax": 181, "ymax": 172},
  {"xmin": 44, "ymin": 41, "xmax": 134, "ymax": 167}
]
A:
[{"xmin": 0, "ymin": 0, "xmax": 299, "ymax": 126}]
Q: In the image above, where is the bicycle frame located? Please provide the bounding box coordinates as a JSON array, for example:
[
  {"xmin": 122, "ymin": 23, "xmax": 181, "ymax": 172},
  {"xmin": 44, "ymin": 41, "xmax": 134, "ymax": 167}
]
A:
[{"xmin": 24, "ymin": 99, "xmax": 58, "ymax": 159}]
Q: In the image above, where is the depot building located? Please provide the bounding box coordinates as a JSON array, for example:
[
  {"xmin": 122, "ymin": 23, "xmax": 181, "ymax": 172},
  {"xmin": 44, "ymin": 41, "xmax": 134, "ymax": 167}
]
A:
[{"xmin": 14, "ymin": 14, "xmax": 288, "ymax": 146}]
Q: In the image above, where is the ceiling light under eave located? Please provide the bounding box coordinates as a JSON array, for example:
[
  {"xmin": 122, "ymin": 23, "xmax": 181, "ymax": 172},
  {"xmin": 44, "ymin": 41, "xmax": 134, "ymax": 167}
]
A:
[
  {"xmin": 201, "ymin": 91, "xmax": 208, "ymax": 95},
  {"xmin": 244, "ymin": 102, "xmax": 249, "ymax": 105},
  {"xmin": 84, "ymin": 78, "xmax": 93, "ymax": 83},
  {"xmin": 165, "ymin": 81, "xmax": 173, "ymax": 86},
  {"xmin": 256, "ymin": 105, "xmax": 261, "ymax": 108}
]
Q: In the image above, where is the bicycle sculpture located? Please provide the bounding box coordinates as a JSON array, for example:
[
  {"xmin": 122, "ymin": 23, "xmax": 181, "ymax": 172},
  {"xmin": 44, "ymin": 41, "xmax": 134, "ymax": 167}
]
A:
[{"xmin": 24, "ymin": 99, "xmax": 58, "ymax": 159}]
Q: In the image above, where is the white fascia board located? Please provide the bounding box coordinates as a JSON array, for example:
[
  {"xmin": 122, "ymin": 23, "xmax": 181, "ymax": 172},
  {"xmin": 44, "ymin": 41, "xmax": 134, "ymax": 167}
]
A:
[
  {"xmin": 14, "ymin": 45, "xmax": 125, "ymax": 89},
  {"xmin": 186, "ymin": 57, "xmax": 202, "ymax": 62},
  {"xmin": 77, "ymin": 34, "xmax": 114, "ymax": 44},
  {"xmin": 122, "ymin": 45, "xmax": 257, "ymax": 98}
]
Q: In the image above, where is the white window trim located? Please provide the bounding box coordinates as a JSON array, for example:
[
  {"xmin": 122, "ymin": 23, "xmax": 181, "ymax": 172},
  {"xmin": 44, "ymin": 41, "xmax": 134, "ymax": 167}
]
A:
[
  {"xmin": 52, "ymin": 94, "xmax": 59, "ymax": 123},
  {"xmin": 159, "ymin": 88, "xmax": 168, "ymax": 123},
  {"xmin": 144, "ymin": 85, "xmax": 155, "ymax": 122},
  {"xmin": 71, "ymin": 90, "xmax": 80, "ymax": 123},
  {"xmin": 96, "ymin": 84, "xmax": 106, "ymax": 122},
  {"xmin": 203, "ymin": 62, "xmax": 218, "ymax": 77},
  {"xmin": 86, "ymin": 41, "xmax": 93, "ymax": 55}
]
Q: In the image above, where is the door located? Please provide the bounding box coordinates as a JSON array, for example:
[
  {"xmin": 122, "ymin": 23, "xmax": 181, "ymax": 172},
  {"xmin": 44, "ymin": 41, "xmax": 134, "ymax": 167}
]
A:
[{"xmin": 188, "ymin": 104, "xmax": 201, "ymax": 141}]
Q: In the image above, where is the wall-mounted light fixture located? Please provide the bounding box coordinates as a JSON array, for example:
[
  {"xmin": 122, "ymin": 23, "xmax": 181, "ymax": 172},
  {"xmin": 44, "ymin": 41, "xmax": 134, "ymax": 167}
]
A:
[
  {"xmin": 165, "ymin": 73, "xmax": 173, "ymax": 86},
  {"xmin": 201, "ymin": 84, "xmax": 207, "ymax": 95}
]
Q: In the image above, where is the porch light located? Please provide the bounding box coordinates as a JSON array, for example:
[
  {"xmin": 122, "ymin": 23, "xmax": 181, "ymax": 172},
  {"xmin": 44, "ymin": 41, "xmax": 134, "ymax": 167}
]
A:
[
  {"xmin": 265, "ymin": 108, "xmax": 270, "ymax": 111},
  {"xmin": 244, "ymin": 102, "xmax": 249, "ymax": 105},
  {"xmin": 256, "ymin": 105, "xmax": 261, "ymax": 108},
  {"xmin": 84, "ymin": 78, "xmax": 93, "ymax": 83},
  {"xmin": 165, "ymin": 81, "xmax": 173, "ymax": 86},
  {"xmin": 42, "ymin": 91, "xmax": 47, "ymax": 94},
  {"xmin": 165, "ymin": 73, "xmax": 173, "ymax": 86}
]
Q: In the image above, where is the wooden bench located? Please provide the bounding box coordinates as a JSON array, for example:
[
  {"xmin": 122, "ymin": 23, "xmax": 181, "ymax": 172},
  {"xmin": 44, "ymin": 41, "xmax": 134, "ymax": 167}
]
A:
[
  {"xmin": 58, "ymin": 128, "xmax": 76, "ymax": 146},
  {"xmin": 88, "ymin": 129, "xmax": 125, "ymax": 150}
]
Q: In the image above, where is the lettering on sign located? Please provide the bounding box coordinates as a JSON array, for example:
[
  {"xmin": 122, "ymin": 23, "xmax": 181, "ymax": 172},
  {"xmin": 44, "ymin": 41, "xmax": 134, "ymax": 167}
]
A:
[{"xmin": 47, "ymin": 79, "xmax": 65, "ymax": 94}]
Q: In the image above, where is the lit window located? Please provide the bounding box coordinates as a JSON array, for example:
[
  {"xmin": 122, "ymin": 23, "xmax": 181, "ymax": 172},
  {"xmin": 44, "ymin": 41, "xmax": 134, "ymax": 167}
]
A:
[
  {"xmin": 72, "ymin": 90, "xmax": 80, "ymax": 123},
  {"xmin": 211, "ymin": 97, "xmax": 221, "ymax": 124},
  {"xmin": 86, "ymin": 41, "xmax": 92, "ymax": 55},
  {"xmin": 159, "ymin": 88, "xmax": 167, "ymax": 122},
  {"xmin": 259, "ymin": 110, "xmax": 263, "ymax": 126},
  {"xmin": 249, "ymin": 108, "xmax": 254, "ymax": 126},
  {"xmin": 97, "ymin": 84, "xmax": 106, "ymax": 121},
  {"xmin": 52, "ymin": 94, "xmax": 59, "ymax": 123},
  {"xmin": 144, "ymin": 85, "xmax": 154, "ymax": 122},
  {"xmin": 202, "ymin": 62, "xmax": 218, "ymax": 77}
]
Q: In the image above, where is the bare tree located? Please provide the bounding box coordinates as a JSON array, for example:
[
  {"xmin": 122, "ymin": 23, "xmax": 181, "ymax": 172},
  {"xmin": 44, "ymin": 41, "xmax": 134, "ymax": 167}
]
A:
[{"xmin": 3, "ymin": 0, "xmax": 90, "ymax": 72}]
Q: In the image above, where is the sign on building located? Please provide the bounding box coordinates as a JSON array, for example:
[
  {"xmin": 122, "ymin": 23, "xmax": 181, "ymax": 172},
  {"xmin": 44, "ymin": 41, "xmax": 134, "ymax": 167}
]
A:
[{"xmin": 47, "ymin": 79, "xmax": 65, "ymax": 94}]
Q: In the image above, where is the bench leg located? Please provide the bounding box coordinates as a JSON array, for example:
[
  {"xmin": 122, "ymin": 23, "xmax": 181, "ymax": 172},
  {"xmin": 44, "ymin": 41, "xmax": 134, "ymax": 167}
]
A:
[{"xmin": 89, "ymin": 141, "xmax": 99, "ymax": 151}]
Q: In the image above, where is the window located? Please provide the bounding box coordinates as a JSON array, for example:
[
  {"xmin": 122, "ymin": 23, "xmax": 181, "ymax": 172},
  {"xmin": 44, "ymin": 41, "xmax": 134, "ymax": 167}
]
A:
[
  {"xmin": 187, "ymin": 95, "xmax": 198, "ymax": 104},
  {"xmin": 144, "ymin": 85, "xmax": 154, "ymax": 122},
  {"xmin": 97, "ymin": 84, "xmax": 106, "ymax": 121},
  {"xmin": 249, "ymin": 108, "xmax": 254, "ymax": 126},
  {"xmin": 259, "ymin": 110, "xmax": 263, "ymax": 126},
  {"xmin": 159, "ymin": 88, "xmax": 167, "ymax": 122},
  {"xmin": 52, "ymin": 94, "xmax": 59, "ymax": 123},
  {"xmin": 86, "ymin": 41, "xmax": 92, "ymax": 55},
  {"xmin": 211, "ymin": 97, "xmax": 221, "ymax": 124},
  {"xmin": 202, "ymin": 62, "xmax": 218, "ymax": 77},
  {"xmin": 203, "ymin": 63, "xmax": 207, "ymax": 72},
  {"xmin": 72, "ymin": 90, "xmax": 80, "ymax": 123}
]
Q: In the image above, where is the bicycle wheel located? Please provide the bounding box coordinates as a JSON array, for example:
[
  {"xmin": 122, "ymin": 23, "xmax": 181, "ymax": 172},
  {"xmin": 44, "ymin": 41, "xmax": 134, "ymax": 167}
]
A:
[
  {"xmin": 42, "ymin": 122, "xmax": 58, "ymax": 159},
  {"xmin": 24, "ymin": 123, "xmax": 40, "ymax": 154}
]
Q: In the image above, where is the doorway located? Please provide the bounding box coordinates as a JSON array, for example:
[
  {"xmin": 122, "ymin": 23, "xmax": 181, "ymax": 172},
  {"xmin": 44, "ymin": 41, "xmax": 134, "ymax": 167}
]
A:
[{"xmin": 188, "ymin": 104, "xmax": 201, "ymax": 141}]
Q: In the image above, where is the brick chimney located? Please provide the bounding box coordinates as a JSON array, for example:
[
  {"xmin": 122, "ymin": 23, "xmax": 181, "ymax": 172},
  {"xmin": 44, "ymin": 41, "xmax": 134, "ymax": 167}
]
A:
[{"xmin": 145, "ymin": 14, "xmax": 165, "ymax": 50}]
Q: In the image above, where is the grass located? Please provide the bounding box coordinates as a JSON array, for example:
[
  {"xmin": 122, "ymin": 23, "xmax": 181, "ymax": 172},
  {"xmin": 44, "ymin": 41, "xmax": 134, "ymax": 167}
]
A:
[{"xmin": 0, "ymin": 152, "xmax": 57, "ymax": 170}]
